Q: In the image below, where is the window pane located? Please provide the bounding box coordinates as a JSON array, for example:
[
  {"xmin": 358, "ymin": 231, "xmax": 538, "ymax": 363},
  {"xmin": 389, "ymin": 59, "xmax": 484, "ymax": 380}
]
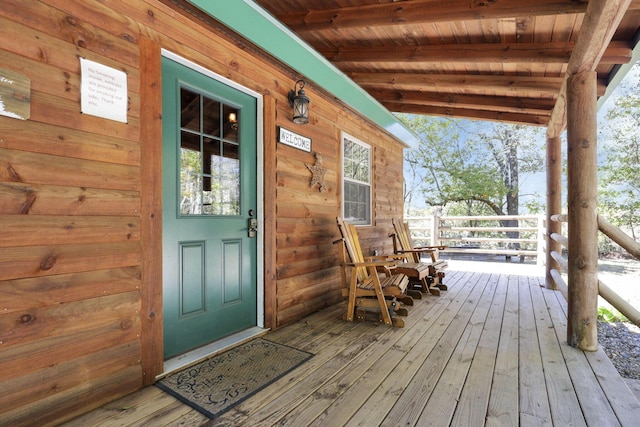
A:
[
  {"xmin": 202, "ymin": 96, "xmax": 221, "ymax": 137},
  {"xmin": 220, "ymin": 144, "xmax": 240, "ymax": 215},
  {"xmin": 342, "ymin": 133, "xmax": 371, "ymax": 225},
  {"xmin": 180, "ymin": 88, "xmax": 200, "ymax": 131},
  {"xmin": 202, "ymin": 137, "xmax": 220, "ymax": 213},
  {"xmin": 223, "ymin": 105, "xmax": 239, "ymax": 143},
  {"xmin": 344, "ymin": 181, "xmax": 370, "ymax": 223},
  {"xmin": 343, "ymin": 138, "xmax": 370, "ymax": 184},
  {"xmin": 178, "ymin": 86, "xmax": 242, "ymax": 217},
  {"xmin": 180, "ymin": 131, "xmax": 202, "ymax": 215}
]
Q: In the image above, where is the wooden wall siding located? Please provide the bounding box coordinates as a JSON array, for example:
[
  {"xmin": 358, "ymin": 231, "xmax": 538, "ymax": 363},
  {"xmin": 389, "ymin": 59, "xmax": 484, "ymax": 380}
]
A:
[
  {"xmin": 273, "ymin": 99, "xmax": 406, "ymax": 327},
  {"xmin": 0, "ymin": 0, "xmax": 407, "ymax": 424}
]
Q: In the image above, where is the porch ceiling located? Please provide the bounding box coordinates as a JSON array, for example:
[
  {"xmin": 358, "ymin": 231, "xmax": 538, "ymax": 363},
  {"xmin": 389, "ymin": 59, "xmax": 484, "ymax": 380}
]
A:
[{"xmin": 254, "ymin": 0, "xmax": 640, "ymax": 129}]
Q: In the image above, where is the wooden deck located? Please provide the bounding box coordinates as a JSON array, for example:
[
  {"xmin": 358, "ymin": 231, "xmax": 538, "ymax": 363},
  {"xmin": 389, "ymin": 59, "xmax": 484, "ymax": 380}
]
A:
[{"xmin": 64, "ymin": 264, "xmax": 640, "ymax": 426}]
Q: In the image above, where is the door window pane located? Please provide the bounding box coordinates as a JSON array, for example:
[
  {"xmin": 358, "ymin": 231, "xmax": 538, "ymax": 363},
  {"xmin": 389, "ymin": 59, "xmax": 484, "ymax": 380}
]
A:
[
  {"xmin": 180, "ymin": 88, "xmax": 200, "ymax": 131},
  {"xmin": 223, "ymin": 105, "xmax": 239, "ymax": 143},
  {"xmin": 202, "ymin": 96, "xmax": 221, "ymax": 137},
  {"xmin": 179, "ymin": 86, "xmax": 241, "ymax": 216}
]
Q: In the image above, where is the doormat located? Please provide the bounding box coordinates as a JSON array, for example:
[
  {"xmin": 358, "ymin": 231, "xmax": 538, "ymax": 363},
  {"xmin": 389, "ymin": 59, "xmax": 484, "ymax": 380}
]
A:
[{"xmin": 156, "ymin": 338, "xmax": 313, "ymax": 419}]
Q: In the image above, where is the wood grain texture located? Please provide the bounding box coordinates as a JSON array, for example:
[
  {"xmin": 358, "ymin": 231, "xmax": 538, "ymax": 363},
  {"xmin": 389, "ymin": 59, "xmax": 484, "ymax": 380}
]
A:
[
  {"xmin": 138, "ymin": 35, "xmax": 164, "ymax": 385},
  {"xmin": 64, "ymin": 268, "xmax": 640, "ymax": 426},
  {"xmin": 257, "ymin": 0, "xmax": 639, "ymax": 126},
  {"xmin": 566, "ymin": 70, "xmax": 599, "ymax": 351},
  {"xmin": 0, "ymin": 0, "xmax": 409, "ymax": 423}
]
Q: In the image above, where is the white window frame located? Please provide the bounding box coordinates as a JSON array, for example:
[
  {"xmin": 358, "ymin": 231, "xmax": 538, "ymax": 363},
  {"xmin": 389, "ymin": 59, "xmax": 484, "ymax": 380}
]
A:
[{"xmin": 341, "ymin": 132, "xmax": 372, "ymax": 226}]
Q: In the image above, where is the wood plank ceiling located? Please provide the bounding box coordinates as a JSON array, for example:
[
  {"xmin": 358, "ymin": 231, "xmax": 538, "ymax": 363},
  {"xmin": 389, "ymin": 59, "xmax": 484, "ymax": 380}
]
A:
[{"xmin": 254, "ymin": 0, "xmax": 640, "ymax": 127}]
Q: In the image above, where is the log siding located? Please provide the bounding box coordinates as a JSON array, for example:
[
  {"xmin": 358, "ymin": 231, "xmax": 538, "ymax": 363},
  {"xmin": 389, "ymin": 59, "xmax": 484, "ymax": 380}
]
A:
[{"xmin": 0, "ymin": 1, "xmax": 407, "ymax": 424}]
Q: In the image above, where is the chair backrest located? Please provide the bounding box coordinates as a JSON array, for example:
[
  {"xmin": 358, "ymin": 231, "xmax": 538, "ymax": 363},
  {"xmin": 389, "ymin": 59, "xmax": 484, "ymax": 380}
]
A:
[
  {"xmin": 336, "ymin": 217, "xmax": 369, "ymax": 283},
  {"xmin": 392, "ymin": 218, "xmax": 420, "ymax": 263},
  {"xmin": 392, "ymin": 219, "xmax": 438, "ymax": 263}
]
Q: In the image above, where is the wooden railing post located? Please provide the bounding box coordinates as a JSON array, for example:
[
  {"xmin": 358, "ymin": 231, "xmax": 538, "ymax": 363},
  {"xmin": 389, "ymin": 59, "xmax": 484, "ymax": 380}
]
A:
[
  {"xmin": 536, "ymin": 215, "xmax": 545, "ymax": 266},
  {"xmin": 546, "ymin": 135, "xmax": 563, "ymax": 287},
  {"xmin": 430, "ymin": 215, "xmax": 439, "ymax": 246},
  {"xmin": 566, "ymin": 70, "xmax": 599, "ymax": 351}
]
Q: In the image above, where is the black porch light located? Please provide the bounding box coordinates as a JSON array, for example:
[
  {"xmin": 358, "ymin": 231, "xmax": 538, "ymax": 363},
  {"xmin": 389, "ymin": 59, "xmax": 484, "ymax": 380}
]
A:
[{"xmin": 288, "ymin": 79, "xmax": 310, "ymax": 124}]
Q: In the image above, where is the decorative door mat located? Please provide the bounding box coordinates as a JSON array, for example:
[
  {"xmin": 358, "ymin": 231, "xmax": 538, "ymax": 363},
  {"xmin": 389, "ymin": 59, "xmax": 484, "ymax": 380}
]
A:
[{"xmin": 156, "ymin": 338, "xmax": 313, "ymax": 419}]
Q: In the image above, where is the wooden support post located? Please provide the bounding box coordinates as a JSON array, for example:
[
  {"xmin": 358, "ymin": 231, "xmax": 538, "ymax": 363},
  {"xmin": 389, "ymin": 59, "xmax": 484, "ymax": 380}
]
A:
[
  {"xmin": 263, "ymin": 95, "xmax": 277, "ymax": 329},
  {"xmin": 546, "ymin": 135, "xmax": 562, "ymax": 288},
  {"xmin": 139, "ymin": 36, "xmax": 164, "ymax": 383},
  {"xmin": 566, "ymin": 70, "xmax": 599, "ymax": 351}
]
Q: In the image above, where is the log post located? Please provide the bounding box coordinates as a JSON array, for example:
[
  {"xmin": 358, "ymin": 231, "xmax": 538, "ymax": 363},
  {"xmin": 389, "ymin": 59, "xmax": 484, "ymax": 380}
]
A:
[
  {"xmin": 546, "ymin": 135, "xmax": 562, "ymax": 288},
  {"xmin": 566, "ymin": 70, "xmax": 599, "ymax": 351}
]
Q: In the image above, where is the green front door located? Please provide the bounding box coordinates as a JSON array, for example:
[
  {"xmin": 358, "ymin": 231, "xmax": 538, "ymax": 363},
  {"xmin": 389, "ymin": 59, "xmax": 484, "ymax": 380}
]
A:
[{"xmin": 162, "ymin": 57, "xmax": 258, "ymax": 359}]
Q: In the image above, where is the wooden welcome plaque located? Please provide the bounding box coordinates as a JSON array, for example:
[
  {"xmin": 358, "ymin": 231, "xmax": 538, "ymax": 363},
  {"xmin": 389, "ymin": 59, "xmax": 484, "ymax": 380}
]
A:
[{"xmin": 0, "ymin": 67, "xmax": 30, "ymax": 120}]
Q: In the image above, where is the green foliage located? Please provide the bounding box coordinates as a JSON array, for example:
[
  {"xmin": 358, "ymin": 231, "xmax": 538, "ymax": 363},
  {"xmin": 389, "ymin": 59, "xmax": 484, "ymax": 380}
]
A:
[
  {"xmin": 522, "ymin": 199, "xmax": 545, "ymax": 215},
  {"xmin": 599, "ymin": 63, "xmax": 640, "ymax": 240},
  {"xmin": 597, "ymin": 306, "xmax": 628, "ymax": 323},
  {"xmin": 399, "ymin": 114, "xmax": 544, "ymax": 216}
]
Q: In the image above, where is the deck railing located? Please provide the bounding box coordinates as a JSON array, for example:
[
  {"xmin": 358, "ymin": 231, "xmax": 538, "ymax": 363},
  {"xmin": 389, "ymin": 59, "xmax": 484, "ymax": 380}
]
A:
[
  {"xmin": 549, "ymin": 214, "xmax": 640, "ymax": 327},
  {"xmin": 406, "ymin": 215, "xmax": 546, "ymax": 266}
]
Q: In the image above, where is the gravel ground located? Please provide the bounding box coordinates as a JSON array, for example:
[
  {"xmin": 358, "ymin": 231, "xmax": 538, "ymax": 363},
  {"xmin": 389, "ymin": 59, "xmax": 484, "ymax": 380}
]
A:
[
  {"xmin": 598, "ymin": 321, "xmax": 640, "ymax": 379},
  {"xmin": 596, "ymin": 257, "xmax": 640, "ymax": 380}
]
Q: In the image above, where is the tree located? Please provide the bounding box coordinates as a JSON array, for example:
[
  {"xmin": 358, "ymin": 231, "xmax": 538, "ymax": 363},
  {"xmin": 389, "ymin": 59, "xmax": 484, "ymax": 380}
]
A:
[
  {"xmin": 400, "ymin": 115, "xmax": 544, "ymax": 219},
  {"xmin": 599, "ymin": 63, "xmax": 640, "ymax": 240}
]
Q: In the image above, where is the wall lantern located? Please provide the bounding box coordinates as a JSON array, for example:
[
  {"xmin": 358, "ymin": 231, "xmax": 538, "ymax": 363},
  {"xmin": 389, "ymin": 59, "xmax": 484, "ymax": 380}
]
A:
[
  {"xmin": 228, "ymin": 112, "xmax": 238, "ymax": 130},
  {"xmin": 288, "ymin": 79, "xmax": 310, "ymax": 124}
]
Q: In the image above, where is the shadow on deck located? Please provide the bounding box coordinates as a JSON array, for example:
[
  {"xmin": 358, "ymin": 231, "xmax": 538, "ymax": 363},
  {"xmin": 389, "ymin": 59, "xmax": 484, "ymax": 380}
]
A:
[{"xmin": 65, "ymin": 261, "xmax": 640, "ymax": 426}]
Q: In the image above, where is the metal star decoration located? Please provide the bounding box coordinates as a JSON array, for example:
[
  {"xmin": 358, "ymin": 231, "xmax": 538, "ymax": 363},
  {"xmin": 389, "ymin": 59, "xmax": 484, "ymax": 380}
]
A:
[{"xmin": 305, "ymin": 152, "xmax": 327, "ymax": 192}]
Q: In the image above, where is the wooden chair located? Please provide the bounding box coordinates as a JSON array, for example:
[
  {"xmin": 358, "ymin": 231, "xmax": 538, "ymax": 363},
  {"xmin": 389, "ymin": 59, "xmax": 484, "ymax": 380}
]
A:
[
  {"xmin": 334, "ymin": 217, "xmax": 411, "ymax": 327},
  {"xmin": 391, "ymin": 218, "xmax": 448, "ymax": 292}
]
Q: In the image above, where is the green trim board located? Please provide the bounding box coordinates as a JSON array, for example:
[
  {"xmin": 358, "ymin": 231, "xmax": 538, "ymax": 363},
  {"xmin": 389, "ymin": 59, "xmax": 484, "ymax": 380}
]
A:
[{"xmin": 187, "ymin": 0, "xmax": 418, "ymax": 149}]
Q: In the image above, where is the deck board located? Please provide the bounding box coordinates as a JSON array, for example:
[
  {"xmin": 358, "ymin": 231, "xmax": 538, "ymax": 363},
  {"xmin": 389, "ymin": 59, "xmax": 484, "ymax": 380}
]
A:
[
  {"xmin": 416, "ymin": 272, "xmax": 498, "ymax": 426},
  {"xmin": 518, "ymin": 275, "xmax": 552, "ymax": 426},
  {"xmin": 62, "ymin": 265, "xmax": 640, "ymax": 426},
  {"xmin": 532, "ymin": 276, "xmax": 587, "ymax": 426},
  {"xmin": 355, "ymin": 272, "xmax": 485, "ymax": 425},
  {"xmin": 450, "ymin": 270, "xmax": 507, "ymax": 427},
  {"xmin": 487, "ymin": 274, "xmax": 520, "ymax": 426}
]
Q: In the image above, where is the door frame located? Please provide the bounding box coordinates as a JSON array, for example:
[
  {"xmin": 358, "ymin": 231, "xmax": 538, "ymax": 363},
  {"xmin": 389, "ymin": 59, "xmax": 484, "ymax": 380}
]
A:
[{"xmin": 160, "ymin": 49, "xmax": 265, "ymax": 372}]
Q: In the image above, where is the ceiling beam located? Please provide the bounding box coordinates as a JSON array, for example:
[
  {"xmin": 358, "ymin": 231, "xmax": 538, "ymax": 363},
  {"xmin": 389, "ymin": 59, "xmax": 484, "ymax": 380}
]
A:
[
  {"xmin": 349, "ymin": 72, "xmax": 607, "ymax": 98},
  {"xmin": 547, "ymin": 0, "xmax": 633, "ymax": 137},
  {"xmin": 318, "ymin": 42, "xmax": 631, "ymax": 64},
  {"xmin": 384, "ymin": 102, "xmax": 550, "ymax": 126},
  {"xmin": 277, "ymin": 0, "xmax": 591, "ymax": 32},
  {"xmin": 366, "ymin": 88, "xmax": 556, "ymax": 116}
]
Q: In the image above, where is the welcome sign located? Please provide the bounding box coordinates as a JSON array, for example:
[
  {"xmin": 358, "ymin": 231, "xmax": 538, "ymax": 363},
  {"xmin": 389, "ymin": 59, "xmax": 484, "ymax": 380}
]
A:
[
  {"xmin": 0, "ymin": 68, "xmax": 30, "ymax": 120},
  {"xmin": 278, "ymin": 127, "xmax": 311, "ymax": 152}
]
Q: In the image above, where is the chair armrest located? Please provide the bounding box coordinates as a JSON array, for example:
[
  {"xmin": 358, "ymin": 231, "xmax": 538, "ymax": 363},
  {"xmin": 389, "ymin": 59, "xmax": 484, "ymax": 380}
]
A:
[
  {"xmin": 414, "ymin": 245, "xmax": 447, "ymax": 251},
  {"xmin": 395, "ymin": 248, "xmax": 435, "ymax": 255},
  {"xmin": 341, "ymin": 260, "xmax": 398, "ymax": 268},
  {"xmin": 364, "ymin": 254, "xmax": 406, "ymax": 262}
]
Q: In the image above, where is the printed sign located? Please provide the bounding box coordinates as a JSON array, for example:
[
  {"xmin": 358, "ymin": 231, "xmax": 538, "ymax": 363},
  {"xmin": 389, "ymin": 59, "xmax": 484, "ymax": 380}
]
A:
[
  {"xmin": 278, "ymin": 127, "xmax": 311, "ymax": 152},
  {"xmin": 80, "ymin": 58, "xmax": 128, "ymax": 123},
  {"xmin": 0, "ymin": 68, "xmax": 30, "ymax": 120}
]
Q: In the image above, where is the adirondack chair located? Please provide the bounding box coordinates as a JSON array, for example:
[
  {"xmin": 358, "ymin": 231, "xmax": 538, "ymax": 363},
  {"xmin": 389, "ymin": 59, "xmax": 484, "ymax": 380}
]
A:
[
  {"xmin": 335, "ymin": 217, "xmax": 411, "ymax": 327},
  {"xmin": 391, "ymin": 219, "xmax": 448, "ymax": 292}
]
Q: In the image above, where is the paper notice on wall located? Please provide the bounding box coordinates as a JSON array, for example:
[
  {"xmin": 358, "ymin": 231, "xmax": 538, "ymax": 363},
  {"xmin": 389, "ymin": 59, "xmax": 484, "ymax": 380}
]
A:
[{"xmin": 80, "ymin": 58, "xmax": 128, "ymax": 123}]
